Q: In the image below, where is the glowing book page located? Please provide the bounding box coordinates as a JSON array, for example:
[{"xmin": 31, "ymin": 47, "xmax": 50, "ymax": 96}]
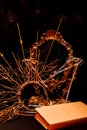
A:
[{"xmin": 35, "ymin": 101, "xmax": 87, "ymax": 130}]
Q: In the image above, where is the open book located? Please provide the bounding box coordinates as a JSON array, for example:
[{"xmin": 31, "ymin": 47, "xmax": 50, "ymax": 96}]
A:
[{"xmin": 35, "ymin": 101, "xmax": 87, "ymax": 130}]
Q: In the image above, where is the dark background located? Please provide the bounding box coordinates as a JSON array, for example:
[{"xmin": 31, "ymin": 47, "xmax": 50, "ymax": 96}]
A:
[{"xmin": 0, "ymin": 0, "xmax": 87, "ymax": 129}]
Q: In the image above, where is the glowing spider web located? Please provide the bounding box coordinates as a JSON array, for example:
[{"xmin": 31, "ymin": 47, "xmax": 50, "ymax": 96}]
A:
[{"xmin": 0, "ymin": 21, "xmax": 83, "ymax": 124}]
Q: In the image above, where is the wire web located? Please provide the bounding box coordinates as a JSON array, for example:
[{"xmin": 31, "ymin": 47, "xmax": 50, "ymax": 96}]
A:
[{"xmin": 0, "ymin": 28, "xmax": 83, "ymax": 123}]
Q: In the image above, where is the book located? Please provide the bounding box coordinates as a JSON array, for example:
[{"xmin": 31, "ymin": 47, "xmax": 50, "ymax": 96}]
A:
[{"xmin": 35, "ymin": 101, "xmax": 87, "ymax": 130}]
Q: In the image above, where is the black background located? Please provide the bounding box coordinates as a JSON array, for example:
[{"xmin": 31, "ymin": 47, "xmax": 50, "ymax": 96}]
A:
[{"xmin": 0, "ymin": 0, "xmax": 87, "ymax": 129}]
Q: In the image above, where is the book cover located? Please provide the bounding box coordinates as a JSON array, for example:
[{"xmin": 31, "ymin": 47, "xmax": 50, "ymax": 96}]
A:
[{"xmin": 35, "ymin": 101, "xmax": 87, "ymax": 130}]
